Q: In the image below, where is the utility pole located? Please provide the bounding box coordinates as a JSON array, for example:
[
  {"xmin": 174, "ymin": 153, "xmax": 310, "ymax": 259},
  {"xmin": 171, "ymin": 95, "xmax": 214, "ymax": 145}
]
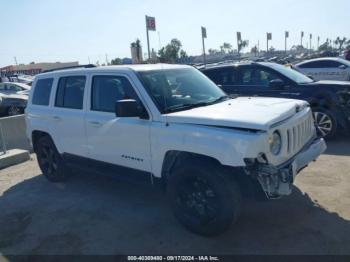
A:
[
  {"xmin": 266, "ymin": 33, "xmax": 272, "ymax": 54},
  {"xmin": 310, "ymin": 34, "xmax": 312, "ymax": 53},
  {"xmin": 201, "ymin": 27, "xmax": 207, "ymax": 65},
  {"xmin": 317, "ymin": 36, "xmax": 320, "ymax": 50},
  {"xmin": 157, "ymin": 31, "xmax": 161, "ymax": 51},
  {"xmin": 237, "ymin": 32, "xmax": 241, "ymax": 60},
  {"xmin": 14, "ymin": 57, "xmax": 18, "ymax": 66},
  {"xmin": 285, "ymin": 31, "xmax": 289, "ymax": 53},
  {"xmin": 258, "ymin": 40, "xmax": 260, "ymax": 56},
  {"xmin": 105, "ymin": 54, "xmax": 109, "ymax": 65}
]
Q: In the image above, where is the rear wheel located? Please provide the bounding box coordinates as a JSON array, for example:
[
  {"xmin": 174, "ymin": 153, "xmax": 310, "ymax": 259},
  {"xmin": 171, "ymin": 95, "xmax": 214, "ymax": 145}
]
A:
[
  {"xmin": 312, "ymin": 108, "xmax": 337, "ymax": 139},
  {"xmin": 167, "ymin": 160, "xmax": 241, "ymax": 236},
  {"xmin": 35, "ymin": 136, "xmax": 69, "ymax": 182}
]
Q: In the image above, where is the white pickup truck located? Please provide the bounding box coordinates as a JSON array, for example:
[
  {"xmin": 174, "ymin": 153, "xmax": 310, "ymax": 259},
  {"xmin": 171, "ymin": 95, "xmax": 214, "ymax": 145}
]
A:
[{"xmin": 26, "ymin": 64, "xmax": 326, "ymax": 236}]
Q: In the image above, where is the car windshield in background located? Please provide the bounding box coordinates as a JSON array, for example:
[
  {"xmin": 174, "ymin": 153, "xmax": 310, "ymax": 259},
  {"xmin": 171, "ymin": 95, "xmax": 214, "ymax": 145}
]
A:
[
  {"xmin": 262, "ymin": 62, "xmax": 314, "ymax": 84},
  {"xmin": 138, "ymin": 67, "xmax": 228, "ymax": 113}
]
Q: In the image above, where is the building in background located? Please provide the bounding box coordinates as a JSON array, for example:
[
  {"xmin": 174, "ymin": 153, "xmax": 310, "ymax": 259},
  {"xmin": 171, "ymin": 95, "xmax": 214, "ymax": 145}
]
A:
[
  {"xmin": 0, "ymin": 61, "xmax": 79, "ymax": 76},
  {"xmin": 130, "ymin": 39, "xmax": 143, "ymax": 64}
]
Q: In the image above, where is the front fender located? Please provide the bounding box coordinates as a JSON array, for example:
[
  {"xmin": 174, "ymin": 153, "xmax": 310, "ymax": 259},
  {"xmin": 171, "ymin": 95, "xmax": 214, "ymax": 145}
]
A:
[{"xmin": 150, "ymin": 122, "xmax": 267, "ymax": 177}]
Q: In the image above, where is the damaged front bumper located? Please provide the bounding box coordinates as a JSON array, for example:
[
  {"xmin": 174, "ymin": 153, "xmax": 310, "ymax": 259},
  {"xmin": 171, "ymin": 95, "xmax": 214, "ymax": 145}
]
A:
[{"xmin": 248, "ymin": 137, "xmax": 327, "ymax": 199}]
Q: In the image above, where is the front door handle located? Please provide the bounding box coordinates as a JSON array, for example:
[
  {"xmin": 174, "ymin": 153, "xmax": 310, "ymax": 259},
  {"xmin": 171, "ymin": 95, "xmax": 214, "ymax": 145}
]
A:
[{"xmin": 88, "ymin": 121, "xmax": 102, "ymax": 127}]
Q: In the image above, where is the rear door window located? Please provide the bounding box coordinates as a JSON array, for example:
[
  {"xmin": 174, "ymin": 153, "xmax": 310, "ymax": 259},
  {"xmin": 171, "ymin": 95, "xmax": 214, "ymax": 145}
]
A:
[
  {"xmin": 55, "ymin": 76, "xmax": 86, "ymax": 109},
  {"xmin": 32, "ymin": 78, "xmax": 54, "ymax": 106}
]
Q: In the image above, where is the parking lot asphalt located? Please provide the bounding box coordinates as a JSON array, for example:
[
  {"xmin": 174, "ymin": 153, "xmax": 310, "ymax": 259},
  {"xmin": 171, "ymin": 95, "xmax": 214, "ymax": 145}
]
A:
[{"xmin": 0, "ymin": 138, "xmax": 350, "ymax": 256}]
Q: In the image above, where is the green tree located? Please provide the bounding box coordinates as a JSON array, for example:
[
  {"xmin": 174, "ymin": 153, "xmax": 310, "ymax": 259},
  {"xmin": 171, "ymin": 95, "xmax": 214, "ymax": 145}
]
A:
[
  {"xmin": 251, "ymin": 46, "xmax": 258, "ymax": 56},
  {"xmin": 220, "ymin": 42, "xmax": 232, "ymax": 54},
  {"xmin": 110, "ymin": 58, "xmax": 122, "ymax": 65},
  {"xmin": 158, "ymin": 38, "xmax": 185, "ymax": 63},
  {"xmin": 335, "ymin": 37, "xmax": 347, "ymax": 50},
  {"xmin": 318, "ymin": 41, "xmax": 331, "ymax": 51},
  {"xmin": 238, "ymin": 40, "xmax": 249, "ymax": 55}
]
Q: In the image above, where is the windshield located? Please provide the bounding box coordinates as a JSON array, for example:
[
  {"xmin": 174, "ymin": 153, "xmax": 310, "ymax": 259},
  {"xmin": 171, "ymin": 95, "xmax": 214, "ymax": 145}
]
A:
[
  {"xmin": 261, "ymin": 62, "xmax": 314, "ymax": 84},
  {"xmin": 138, "ymin": 67, "xmax": 228, "ymax": 113}
]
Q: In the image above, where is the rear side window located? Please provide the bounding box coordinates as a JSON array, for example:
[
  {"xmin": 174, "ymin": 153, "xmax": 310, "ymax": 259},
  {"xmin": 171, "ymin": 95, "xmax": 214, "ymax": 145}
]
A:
[
  {"xmin": 204, "ymin": 68, "xmax": 237, "ymax": 85},
  {"xmin": 299, "ymin": 60, "xmax": 343, "ymax": 68},
  {"xmin": 55, "ymin": 76, "xmax": 86, "ymax": 109},
  {"xmin": 91, "ymin": 75, "xmax": 139, "ymax": 112},
  {"xmin": 32, "ymin": 78, "xmax": 54, "ymax": 106}
]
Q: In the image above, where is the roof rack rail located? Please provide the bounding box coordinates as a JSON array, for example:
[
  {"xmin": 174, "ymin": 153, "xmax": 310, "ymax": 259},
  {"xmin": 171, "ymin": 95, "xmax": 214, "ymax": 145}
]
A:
[{"xmin": 43, "ymin": 64, "xmax": 97, "ymax": 73}]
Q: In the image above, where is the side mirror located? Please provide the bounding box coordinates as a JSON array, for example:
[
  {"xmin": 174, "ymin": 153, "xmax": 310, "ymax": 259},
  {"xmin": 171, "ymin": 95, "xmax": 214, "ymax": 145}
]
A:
[
  {"xmin": 115, "ymin": 99, "xmax": 148, "ymax": 119},
  {"xmin": 307, "ymin": 75, "xmax": 314, "ymax": 80},
  {"xmin": 339, "ymin": 64, "xmax": 347, "ymax": 70},
  {"xmin": 269, "ymin": 79, "xmax": 285, "ymax": 89}
]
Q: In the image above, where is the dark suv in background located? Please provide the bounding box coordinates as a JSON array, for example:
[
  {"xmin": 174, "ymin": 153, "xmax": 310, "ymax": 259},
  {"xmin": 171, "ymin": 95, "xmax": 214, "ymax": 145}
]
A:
[{"xmin": 200, "ymin": 62, "xmax": 350, "ymax": 138}]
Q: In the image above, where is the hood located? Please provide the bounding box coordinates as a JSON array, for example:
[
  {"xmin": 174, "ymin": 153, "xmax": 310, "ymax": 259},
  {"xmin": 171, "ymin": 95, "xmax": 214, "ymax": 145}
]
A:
[
  {"xmin": 166, "ymin": 97, "xmax": 308, "ymax": 131},
  {"xmin": 313, "ymin": 80, "xmax": 350, "ymax": 87}
]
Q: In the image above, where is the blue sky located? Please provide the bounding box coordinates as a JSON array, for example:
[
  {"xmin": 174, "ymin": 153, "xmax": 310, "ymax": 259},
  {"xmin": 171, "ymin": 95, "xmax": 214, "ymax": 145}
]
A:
[{"xmin": 1, "ymin": 0, "xmax": 349, "ymax": 67}]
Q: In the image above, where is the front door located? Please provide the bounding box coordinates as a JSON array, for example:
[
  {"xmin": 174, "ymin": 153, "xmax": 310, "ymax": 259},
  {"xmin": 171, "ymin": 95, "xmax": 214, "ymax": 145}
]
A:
[
  {"xmin": 85, "ymin": 74, "xmax": 152, "ymax": 172},
  {"xmin": 235, "ymin": 66, "xmax": 289, "ymax": 98}
]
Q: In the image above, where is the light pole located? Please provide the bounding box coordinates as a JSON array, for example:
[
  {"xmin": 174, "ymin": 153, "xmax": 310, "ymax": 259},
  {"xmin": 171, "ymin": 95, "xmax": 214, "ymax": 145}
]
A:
[
  {"xmin": 301, "ymin": 31, "xmax": 304, "ymax": 47},
  {"xmin": 201, "ymin": 27, "xmax": 207, "ymax": 65},
  {"xmin": 309, "ymin": 33, "xmax": 312, "ymax": 53},
  {"xmin": 285, "ymin": 31, "xmax": 289, "ymax": 53}
]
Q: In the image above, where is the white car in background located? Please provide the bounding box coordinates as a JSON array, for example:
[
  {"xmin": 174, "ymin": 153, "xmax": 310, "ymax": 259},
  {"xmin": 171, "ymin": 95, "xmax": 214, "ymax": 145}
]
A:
[{"xmin": 294, "ymin": 57, "xmax": 350, "ymax": 81}]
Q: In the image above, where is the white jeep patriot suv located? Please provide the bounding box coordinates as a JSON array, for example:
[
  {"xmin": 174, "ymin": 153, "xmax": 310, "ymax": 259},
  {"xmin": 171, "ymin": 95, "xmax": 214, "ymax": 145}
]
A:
[{"xmin": 26, "ymin": 64, "xmax": 326, "ymax": 236}]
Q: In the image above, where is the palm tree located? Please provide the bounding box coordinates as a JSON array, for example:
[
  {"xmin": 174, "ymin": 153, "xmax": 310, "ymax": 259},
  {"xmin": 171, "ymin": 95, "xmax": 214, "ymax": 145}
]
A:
[
  {"xmin": 238, "ymin": 40, "xmax": 249, "ymax": 54},
  {"xmin": 335, "ymin": 37, "xmax": 347, "ymax": 50}
]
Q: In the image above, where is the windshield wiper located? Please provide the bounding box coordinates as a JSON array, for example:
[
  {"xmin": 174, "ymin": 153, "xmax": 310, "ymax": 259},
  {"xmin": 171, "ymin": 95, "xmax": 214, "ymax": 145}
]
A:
[{"xmin": 165, "ymin": 95, "xmax": 230, "ymax": 113}]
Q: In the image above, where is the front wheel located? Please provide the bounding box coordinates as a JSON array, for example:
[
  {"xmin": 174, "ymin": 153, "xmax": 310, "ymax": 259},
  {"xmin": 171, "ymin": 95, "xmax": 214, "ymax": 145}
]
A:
[
  {"xmin": 7, "ymin": 105, "xmax": 23, "ymax": 116},
  {"xmin": 312, "ymin": 108, "xmax": 337, "ymax": 139},
  {"xmin": 167, "ymin": 160, "xmax": 242, "ymax": 236}
]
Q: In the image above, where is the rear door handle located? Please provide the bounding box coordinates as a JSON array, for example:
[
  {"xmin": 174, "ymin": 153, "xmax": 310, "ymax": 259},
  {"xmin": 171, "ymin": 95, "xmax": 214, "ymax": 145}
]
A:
[
  {"xmin": 88, "ymin": 121, "xmax": 102, "ymax": 127},
  {"xmin": 52, "ymin": 116, "xmax": 62, "ymax": 121}
]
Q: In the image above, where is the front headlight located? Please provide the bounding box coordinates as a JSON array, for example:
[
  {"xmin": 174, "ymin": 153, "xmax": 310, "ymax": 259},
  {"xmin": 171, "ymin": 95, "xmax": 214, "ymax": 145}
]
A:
[{"xmin": 269, "ymin": 131, "xmax": 282, "ymax": 155}]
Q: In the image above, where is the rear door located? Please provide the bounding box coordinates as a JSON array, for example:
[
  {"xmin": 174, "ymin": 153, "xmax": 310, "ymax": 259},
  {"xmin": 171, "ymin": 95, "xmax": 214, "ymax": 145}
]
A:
[{"xmin": 49, "ymin": 75, "xmax": 88, "ymax": 157}]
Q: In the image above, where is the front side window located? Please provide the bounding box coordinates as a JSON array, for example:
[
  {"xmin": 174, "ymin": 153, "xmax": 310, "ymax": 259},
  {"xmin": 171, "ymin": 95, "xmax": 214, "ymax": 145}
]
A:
[
  {"xmin": 8, "ymin": 84, "xmax": 22, "ymax": 91},
  {"xmin": 239, "ymin": 67, "xmax": 283, "ymax": 88},
  {"xmin": 32, "ymin": 78, "xmax": 54, "ymax": 106},
  {"xmin": 262, "ymin": 62, "xmax": 313, "ymax": 84},
  {"xmin": 91, "ymin": 75, "xmax": 139, "ymax": 112},
  {"xmin": 138, "ymin": 68, "xmax": 227, "ymax": 113},
  {"xmin": 55, "ymin": 76, "xmax": 86, "ymax": 109}
]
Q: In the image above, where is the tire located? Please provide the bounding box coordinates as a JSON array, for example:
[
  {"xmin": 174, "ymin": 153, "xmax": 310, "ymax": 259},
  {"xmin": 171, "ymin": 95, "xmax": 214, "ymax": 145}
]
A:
[
  {"xmin": 35, "ymin": 135, "xmax": 69, "ymax": 182},
  {"xmin": 167, "ymin": 159, "xmax": 242, "ymax": 236},
  {"xmin": 312, "ymin": 107, "xmax": 338, "ymax": 139},
  {"xmin": 7, "ymin": 105, "xmax": 23, "ymax": 116}
]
